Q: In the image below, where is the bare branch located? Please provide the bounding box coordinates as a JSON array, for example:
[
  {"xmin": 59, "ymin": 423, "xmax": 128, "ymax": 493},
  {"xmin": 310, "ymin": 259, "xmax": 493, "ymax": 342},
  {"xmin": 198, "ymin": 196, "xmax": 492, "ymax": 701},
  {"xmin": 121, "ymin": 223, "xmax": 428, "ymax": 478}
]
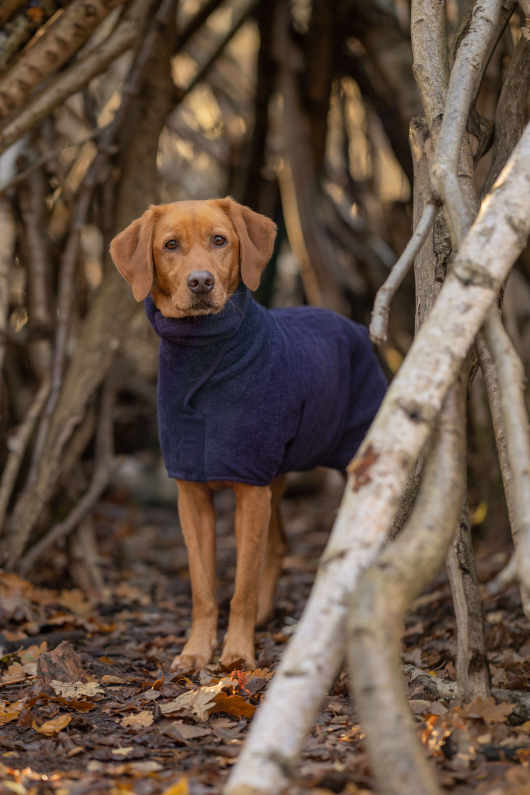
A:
[
  {"xmin": 225, "ymin": 119, "xmax": 530, "ymax": 795},
  {"xmin": 0, "ymin": 0, "xmax": 124, "ymax": 121},
  {"xmin": 0, "ymin": 0, "xmax": 155, "ymax": 157},
  {"xmin": 430, "ymin": 0, "xmax": 503, "ymax": 244},
  {"xmin": 369, "ymin": 200, "xmax": 438, "ymax": 345},
  {"xmin": 0, "ymin": 0, "xmax": 59, "ymax": 73},
  {"xmin": 0, "ymin": 197, "xmax": 16, "ymax": 392},
  {"xmin": 482, "ymin": 310, "xmax": 530, "ymax": 597}
]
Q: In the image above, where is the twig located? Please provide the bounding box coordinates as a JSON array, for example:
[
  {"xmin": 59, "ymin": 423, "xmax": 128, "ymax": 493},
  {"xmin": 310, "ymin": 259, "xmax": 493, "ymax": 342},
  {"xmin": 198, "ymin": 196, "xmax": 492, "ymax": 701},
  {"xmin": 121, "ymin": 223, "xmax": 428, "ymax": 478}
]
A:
[
  {"xmin": 0, "ymin": 0, "xmax": 155, "ymax": 157},
  {"xmin": 0, "ymin": 0, "xmax": 124, "ymax": 121},
  {"xmin": 482, "ymin": 309, "xmax": 530, "ymax": 597},
  {"xmin": 348, "ymin": 377, "xmax": 466, "ymax": 795},
  {"xmin": 0, "ymin": 0, "xmax": 59, "ymax": 73},
  {"xmin": 19, "ymin": 376, "xmax": 119, "ymax": 575},
  {"xmin": 225, "ymin": 117, "xmax": 530, "ymax": 795},
  {"xmin": 369, "ymin": 200, "xmax": 438, "ymax": 345},
  {"xmin": 487, "ymin": 551, "xmax": 518, "ymax": 595},
  {"xmin": 0, "ymin": 128, "xmax": 105, "ymax": 196}
]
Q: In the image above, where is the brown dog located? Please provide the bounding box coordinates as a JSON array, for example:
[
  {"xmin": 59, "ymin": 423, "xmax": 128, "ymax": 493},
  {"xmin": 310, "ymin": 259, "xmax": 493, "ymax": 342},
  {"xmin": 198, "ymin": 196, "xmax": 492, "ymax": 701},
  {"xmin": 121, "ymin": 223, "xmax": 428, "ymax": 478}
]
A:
[
  {"xmin": 111, "ymin": 197, "xmax": 386, "ymax": 672},
  {"xmin": 111, "ymin": 198, "xmax": 283, "ymax": 671}
]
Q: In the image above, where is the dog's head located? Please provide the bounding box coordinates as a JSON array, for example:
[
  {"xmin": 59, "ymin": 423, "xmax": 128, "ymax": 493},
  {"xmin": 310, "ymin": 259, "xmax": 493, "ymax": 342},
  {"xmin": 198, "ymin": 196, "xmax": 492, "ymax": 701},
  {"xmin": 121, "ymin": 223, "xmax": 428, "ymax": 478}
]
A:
[{"xmin": 109, "ymin": 198, "xmax": 277, "ymax": 317}]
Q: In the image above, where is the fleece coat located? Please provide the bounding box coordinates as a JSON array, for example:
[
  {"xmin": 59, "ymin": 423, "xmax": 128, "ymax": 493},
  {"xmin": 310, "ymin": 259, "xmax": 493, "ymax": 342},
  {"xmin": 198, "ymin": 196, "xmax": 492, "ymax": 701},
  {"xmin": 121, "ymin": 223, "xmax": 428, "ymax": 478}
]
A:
[{"xmin": 145, "ymin": 288, "xmax": 387, "ymax": 486}]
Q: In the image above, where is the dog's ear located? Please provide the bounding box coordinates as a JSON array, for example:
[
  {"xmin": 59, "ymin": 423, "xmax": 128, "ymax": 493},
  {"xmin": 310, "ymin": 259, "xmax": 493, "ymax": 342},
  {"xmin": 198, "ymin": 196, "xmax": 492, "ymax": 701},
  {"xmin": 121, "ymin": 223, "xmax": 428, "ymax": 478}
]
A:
[
  {"xmin": 218, "ymin": 197, "xmax": 277, "ymax": 291},
  {"xmin": 110, "ymin": 208, "xmax": 156, "ymax": 301}
]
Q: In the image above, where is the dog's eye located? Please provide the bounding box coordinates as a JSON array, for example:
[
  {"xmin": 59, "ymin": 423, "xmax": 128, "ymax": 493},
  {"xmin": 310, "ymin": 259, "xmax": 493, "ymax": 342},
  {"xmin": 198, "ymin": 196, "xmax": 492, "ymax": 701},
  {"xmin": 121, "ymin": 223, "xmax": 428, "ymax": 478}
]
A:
[
  {"xmin": 165, "ymin": 239, "xmax": 178, "ymax": 250},
  {"xmin": 213, "ymin": 235, "xmax": 226, "ymax": 246}
]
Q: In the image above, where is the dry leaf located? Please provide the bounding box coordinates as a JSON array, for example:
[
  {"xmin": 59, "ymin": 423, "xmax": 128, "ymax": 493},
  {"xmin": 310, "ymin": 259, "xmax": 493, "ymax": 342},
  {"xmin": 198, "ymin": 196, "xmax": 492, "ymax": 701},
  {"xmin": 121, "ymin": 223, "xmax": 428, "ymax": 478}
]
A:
[
  {"xmin": 112, "ymin": 746, "xmax": 134, "ymax": 756},
  {"xmin": 101, "ymin": 675, "xmax": 128, "ymax": 684},
  {"xmin": 18, "ymin": 643, "xmax": 47, "ymax": 665},
  {"xmin": 2, "ymin": 662, "xmax": 25, "ymax": 682},
  {"xmin": 161, "ymin": 683, "xmax": 224, "ymax": 722},
  {"xmin": 58, "ymin": 588, "xmax": 92, "ymax": 616},
  {"xmin": 0, "ymin": 700, "xmax": 24, "ymax": 725},
  {"xmin": 166, "ymin": 721, "xmax": 211, "ymax": 741},
  {"xmin": 32, "ymin": 714, "xmax": 72, "ymax": 735},
  {"xmin": 461, "ymin": 696, "xmax": 515, "ymax": 725},
  {"xmin": 51, "ymin": 680, "xmax": 104, "ymax": 698},
  {"xmin": 161, "ymin": 778, "xmax": 189, "ymax": 795},
  {"xmin": 121, "ymin": 710, "xmax": 154, "ymax": 728},
  {"xmin": 211, "ymin": 692, "xmax": 256, "ymax": 719}
]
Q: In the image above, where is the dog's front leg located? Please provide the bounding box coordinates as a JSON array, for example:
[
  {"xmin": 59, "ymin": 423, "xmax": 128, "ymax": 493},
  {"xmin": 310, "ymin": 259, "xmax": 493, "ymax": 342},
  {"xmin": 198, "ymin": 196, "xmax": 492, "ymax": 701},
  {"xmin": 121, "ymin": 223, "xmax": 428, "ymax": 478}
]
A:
[
  {"xmin": 220, "ymin": 483, "xmax": 272, "ymax": 669},
  {"xmin": 171, "ymin": 480, "xmax": 218, "ymax": 672}
]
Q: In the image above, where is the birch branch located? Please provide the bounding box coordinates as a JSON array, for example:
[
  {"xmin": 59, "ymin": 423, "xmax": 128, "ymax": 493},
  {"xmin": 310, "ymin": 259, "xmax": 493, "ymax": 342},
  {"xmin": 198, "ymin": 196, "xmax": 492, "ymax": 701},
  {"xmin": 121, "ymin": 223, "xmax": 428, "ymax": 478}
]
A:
[
  {"xmin": 0, "ymin": 0, "xmax": 124, "ymax": 121},
  {"xmin": 482, "ymin": 310, "xmax": 530, "ymax": 596},
  {"xmin": 0, "ymin": 0, "xmax": 155, "ymax": 157},
  {"xmin": 369, "ymin": 200, "xmax": 438, "ymax": 345},
  {"xmin": 430, "ymin": 0, "xmax": 503, "ymax": 242},
  {"xmin": 348, "ymin": 378, "xmax": 466, "ymax": 795},
  {"xmin": 225, "ymin": 119, "xmax": 530, "ymax": 795}
]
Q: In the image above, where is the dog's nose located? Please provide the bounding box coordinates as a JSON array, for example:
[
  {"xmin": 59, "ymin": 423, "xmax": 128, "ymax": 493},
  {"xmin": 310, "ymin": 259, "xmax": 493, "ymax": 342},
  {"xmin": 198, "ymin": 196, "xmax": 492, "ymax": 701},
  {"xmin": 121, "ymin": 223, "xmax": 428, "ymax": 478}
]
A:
[{"xmin": 187, "ymin": 271, "xmax": 215, "ymax": 294}]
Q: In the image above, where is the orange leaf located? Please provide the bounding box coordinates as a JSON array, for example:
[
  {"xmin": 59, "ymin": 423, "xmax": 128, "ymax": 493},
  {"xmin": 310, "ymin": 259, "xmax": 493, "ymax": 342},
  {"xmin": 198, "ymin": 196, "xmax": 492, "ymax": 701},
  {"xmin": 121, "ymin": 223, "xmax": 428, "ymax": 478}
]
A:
[
  {"xmin": 32, "ymin": 714, "xmax": 72, "ymax": 735},
  {"xmin": 212, "ymin": 692, "xmax": 256, "ymax": 719}
]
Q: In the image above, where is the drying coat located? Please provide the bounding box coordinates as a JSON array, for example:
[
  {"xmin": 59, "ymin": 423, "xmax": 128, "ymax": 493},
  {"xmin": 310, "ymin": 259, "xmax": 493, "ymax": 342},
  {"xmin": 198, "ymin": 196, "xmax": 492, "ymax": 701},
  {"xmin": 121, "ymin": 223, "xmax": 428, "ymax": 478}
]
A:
[{"xmin": 145, "ymin": 288, "xmax": 387, "ymax": 486}]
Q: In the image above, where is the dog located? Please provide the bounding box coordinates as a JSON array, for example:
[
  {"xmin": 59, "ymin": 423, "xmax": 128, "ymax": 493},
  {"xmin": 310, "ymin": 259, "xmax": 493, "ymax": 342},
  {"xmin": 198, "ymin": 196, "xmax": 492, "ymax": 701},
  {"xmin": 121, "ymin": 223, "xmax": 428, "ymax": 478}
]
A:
[{"xmin": 110, "ymin": 197, "xmax": 386, "ymax": 672}]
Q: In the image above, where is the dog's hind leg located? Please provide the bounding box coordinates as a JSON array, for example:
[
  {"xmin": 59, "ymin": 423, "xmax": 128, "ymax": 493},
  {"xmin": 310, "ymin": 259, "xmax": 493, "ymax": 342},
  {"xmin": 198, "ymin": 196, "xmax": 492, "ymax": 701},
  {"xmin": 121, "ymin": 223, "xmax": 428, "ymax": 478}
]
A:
[
  {"xmin": 256, "ymin": 474, "xmax": 287, "ymax": 626},
  {"xmin": 171, "ymin": 480, "xmax": 218, "ymax": 672}
]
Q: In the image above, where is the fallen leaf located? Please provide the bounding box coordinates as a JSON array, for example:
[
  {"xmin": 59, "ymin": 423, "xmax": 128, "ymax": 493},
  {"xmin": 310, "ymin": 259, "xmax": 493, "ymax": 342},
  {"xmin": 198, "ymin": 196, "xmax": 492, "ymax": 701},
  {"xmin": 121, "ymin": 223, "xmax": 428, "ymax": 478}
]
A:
[
  {"xmin": 163, "ymin": 721, "xmax": 211, "ymax": 741},
  {"xmin": 461, "ymin": 696, "xmax": 515, "ymax": 725},
  {"xmin": 112, "ymin": 746, "xmax": 134, "ymax": 756},
  {"xmin": 161, "ymin": 681, "xmax": 227, "ymax": 722},
  {"xmin": 58, "ymin": 588, "xmax": 93, "ymax": 616},
  {"xmin": 161, "ymin": 778, "xmax": 189, "ymax": 795},
  {"xmin": 67, "ymin": 746, "xmax": 84, "ymax": 757},
  {"xmin": 51, "ymin": 680, "xmax": 104, "ymax": 698},
  {"xmin": 2, "ymin": 662, "xmax": 25, "ymax": 682},
  {"xmin": 18, "ymin": 643, "xmax": 47, "ymax": 665},
  {"xmin": 101, "ymin": 675, "xmax": 128, "ymax": 684},
  {"xmin": 0, "ymin": 700, "xmax": 24, "ymax": 725},
  {"xmin": 211, "ymin": 692, "xmax": 256, "ymax": 719},
  {"xmin": 121, "ymin": 710, "xmax": 153, "ymax": 728},
  {"xmin": 32, "ymin": 714, "xmax": 72, "ymax": 735},
  {"xmin": 98, "ymin": 656, "xmax": 115, "ymax": 665}
]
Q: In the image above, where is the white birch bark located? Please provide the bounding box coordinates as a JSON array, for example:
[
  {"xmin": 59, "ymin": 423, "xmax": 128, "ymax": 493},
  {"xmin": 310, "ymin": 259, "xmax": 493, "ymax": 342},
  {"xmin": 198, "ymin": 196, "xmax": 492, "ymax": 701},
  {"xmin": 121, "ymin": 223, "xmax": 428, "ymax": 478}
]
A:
[{"xmin": 224, "ymin": 121, "xmax": 530, "ymax": 795}]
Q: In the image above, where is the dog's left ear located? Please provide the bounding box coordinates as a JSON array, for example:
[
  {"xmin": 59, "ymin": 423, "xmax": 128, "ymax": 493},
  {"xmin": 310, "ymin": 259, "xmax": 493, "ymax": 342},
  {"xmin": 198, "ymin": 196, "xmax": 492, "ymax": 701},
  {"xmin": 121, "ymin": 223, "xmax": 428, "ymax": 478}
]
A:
[{"xmin": 218, "ymin": 197, "xmax": 277, "ymax": 291}]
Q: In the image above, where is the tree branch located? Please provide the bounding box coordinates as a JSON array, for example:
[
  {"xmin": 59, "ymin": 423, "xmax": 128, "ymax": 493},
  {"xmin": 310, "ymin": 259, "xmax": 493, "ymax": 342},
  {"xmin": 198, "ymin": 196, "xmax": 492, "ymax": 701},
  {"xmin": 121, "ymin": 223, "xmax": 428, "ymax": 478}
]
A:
[{"xmin": 369, "ymin": 200, "xmax": 438, "ymax": 345}]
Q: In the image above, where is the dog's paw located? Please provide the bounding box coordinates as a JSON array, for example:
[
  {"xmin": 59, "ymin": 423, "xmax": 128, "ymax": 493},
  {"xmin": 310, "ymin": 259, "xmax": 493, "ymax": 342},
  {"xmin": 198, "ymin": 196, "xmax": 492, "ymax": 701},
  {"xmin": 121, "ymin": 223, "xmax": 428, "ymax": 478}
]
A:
[
  {"xmin": 171, "ymin": 637, "xmax": 215, "ymax": 673},
  {"xmin": 219, "ymin": 647, "xmax": 256, "ymax": 671}
]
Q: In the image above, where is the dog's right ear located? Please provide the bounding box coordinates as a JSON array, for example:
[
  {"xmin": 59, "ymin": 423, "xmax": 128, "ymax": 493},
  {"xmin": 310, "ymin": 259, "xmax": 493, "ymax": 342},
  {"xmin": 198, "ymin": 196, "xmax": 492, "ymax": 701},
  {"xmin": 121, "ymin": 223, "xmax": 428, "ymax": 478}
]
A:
[{"xmin": 110, "ymin": 208, "xmax": 156, "ymax": 301}]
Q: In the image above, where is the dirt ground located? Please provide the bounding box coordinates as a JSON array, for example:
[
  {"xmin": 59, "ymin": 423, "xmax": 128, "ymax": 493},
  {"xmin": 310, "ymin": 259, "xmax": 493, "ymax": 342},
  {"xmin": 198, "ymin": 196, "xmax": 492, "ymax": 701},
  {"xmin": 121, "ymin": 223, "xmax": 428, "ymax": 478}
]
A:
[{"xmin": 1, "ymin": 476, "xmax": 530, "ymax": 795}]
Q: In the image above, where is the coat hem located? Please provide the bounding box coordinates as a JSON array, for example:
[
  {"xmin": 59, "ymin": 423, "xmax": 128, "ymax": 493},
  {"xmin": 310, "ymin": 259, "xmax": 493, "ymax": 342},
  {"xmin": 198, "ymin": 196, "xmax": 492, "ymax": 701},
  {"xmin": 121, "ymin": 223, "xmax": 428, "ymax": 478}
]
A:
[{"xmin": 167, "ymin": 470, "xmax": 271, "ymax": 486}]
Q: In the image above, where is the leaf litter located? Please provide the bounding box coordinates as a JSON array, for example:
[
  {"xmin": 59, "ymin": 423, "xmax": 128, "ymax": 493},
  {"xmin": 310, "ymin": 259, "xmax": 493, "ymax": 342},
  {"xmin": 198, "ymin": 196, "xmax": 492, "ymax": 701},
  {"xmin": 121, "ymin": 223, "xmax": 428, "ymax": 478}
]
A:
[{"xmin": 0, "ymin": 484, "xmax": 529, "ymax": 793}]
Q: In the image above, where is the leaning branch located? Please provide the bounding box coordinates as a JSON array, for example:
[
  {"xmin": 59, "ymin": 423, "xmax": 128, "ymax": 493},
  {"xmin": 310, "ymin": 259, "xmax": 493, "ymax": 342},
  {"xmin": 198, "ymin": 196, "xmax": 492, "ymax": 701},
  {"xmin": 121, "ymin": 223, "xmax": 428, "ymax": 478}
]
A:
[
  {"xmin": 369, "ymin": 200, "xmax": 438, "ymax": 345},
  {"xmin": 225, "ymin": 119, "xmax": 530, "ymax": 795}
]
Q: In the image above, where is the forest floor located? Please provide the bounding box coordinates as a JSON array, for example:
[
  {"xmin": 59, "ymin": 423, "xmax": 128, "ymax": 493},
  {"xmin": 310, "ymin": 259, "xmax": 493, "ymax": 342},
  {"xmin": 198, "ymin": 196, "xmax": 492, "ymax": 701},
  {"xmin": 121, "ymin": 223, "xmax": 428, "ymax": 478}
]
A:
[{"xmin": 0, "ymin": 476, "xmax": 529, "ymax": 795}]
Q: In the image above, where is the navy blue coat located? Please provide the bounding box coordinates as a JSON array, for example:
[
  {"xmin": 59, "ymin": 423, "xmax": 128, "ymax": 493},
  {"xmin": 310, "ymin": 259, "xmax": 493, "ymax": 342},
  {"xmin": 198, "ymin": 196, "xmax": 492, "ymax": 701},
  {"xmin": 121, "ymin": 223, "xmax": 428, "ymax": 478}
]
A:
[{"xmin": 145, "ymin": 288, "xmax": 386, "ymax": 486}]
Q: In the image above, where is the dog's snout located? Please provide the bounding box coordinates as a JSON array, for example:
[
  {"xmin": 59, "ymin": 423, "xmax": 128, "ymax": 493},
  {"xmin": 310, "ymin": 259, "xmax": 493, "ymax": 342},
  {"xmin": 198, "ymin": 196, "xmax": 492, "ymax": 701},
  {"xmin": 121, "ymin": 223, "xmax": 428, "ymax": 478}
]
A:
[{"xmin": 187, "ymin": 271, "xmax": 215, "ymax": 294}]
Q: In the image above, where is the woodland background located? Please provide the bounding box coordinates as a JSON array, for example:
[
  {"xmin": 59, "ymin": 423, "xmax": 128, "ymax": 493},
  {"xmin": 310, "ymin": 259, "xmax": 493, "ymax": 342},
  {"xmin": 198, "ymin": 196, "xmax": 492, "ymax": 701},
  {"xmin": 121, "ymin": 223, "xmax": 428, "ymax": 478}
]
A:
[{"xmin": 1, "ymin": 0, "xmax": 530, "ymax": 794}]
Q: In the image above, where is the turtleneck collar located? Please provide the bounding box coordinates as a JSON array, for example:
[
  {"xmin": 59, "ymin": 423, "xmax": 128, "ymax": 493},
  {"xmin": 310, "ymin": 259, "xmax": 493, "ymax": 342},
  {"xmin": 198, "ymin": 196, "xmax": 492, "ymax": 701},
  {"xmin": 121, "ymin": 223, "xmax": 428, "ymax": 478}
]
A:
[{"xmin": 145, "ymin": 287, "xmax": 250, "ymax": 347}]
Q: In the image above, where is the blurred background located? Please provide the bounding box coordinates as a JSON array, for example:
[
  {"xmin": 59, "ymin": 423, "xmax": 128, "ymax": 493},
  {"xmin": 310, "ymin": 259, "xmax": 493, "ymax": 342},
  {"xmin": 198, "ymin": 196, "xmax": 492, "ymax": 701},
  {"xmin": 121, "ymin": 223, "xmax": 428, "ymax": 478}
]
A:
[{"xmin": 0, "ymin": 0, "xmax": 527, "ymax": 593}]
